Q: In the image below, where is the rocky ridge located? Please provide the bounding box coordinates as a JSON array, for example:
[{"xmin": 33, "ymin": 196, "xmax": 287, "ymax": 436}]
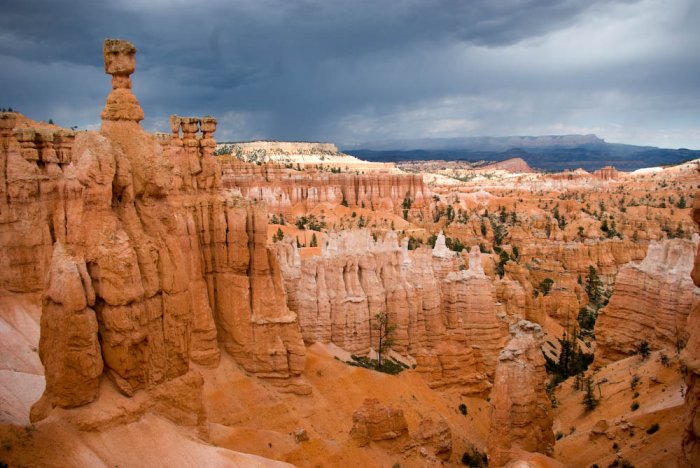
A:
[
  {"xmin": 595, "ymin": 238, "xmax": 700, "ymax": 364},
  {"xmin": 221, "ymin": 159, "xmax": 430, "ymax": 219},
  {"xmin": 0, "ymin": 39, "xmax": 310, "ymax": 423},
  {"xmin": 275, "ymin": 230, "xmax": 508, "ymax": 395}
]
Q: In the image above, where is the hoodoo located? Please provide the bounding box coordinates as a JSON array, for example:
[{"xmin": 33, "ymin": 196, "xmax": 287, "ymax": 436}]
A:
[{"xmin": 1, "ymin": 34, "xmax": 698, "ymax": 468}]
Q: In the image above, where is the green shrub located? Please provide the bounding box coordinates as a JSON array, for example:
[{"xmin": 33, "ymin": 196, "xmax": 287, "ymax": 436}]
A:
[
  {"xmin": 630, "ymin": 375, "xmax": 640, "ymax": 391},
  {"xmin": 461, "ymin": 447, "xmax": 488, "ymax": 467},
  {"xmin": 646, "ymin": 423, "xmax": 660, "ymax": 434},
  {"xmin": 458, "ymin": 403, "xmax": 467, "ymax": 416},
  {"xmin": 631, "ymin": 401, "xmax": 640, "ymax": 411},
  {"xmin": 637, "ymin": 341, "xmax": 650, "ymax": 360},
  {"xmin": 346, "ymin": 355, "xmax": 407, "ymax": 375}
]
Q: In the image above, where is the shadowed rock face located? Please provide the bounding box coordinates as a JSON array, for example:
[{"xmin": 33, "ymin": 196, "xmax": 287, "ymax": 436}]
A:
[
  {"xmin": 488, "ymin": 320, "xmax": 554, "ymax": 466},
  {"xmin": 0, "ymin": 39, "xmax": 309, "ymax": 416},
  {"xmin": 682, "ymin": 189, "xmax": 700, "ymax": 465}
]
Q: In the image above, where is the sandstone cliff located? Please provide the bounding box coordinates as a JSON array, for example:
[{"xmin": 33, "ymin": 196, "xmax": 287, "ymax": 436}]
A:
[
  {"xmin": 0, "ymin": 39, "xmax": 308, "ymax": 420},
  {"xmin": 220, "ymin": 159, "xmax": 430, "ymax": 219},
  {"xmin": 682, "ymin": 190, "xmax": 700, "ymax": 465},
  {"xmin": 274, "ymin": 230, "xmax": 507, "ymax": 396},
  {"xmin": 595, "ymin": 238, "xmax": 700, "ymax": 364},
  {"xmin": 488, "ymin": 320, "xmax": 554, "ymax": 466}
]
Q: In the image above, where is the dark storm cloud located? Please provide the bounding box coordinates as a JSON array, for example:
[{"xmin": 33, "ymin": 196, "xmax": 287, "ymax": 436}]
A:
[{"xmin": 1, "ymin": 0, "xmax": 699, "ymax": 148}]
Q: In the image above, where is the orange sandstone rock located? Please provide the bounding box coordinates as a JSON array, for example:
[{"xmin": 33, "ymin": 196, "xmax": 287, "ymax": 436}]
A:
[
  {"xmin": 349, "ymin": 398, "xmax": 409, "ymax": 447},
  {"xmin": 682, "ymin": 189, "xmax": 700, "ymax": 466},
  {"xmin": 488, "ymin": 320, "xmax": 555, "ymax": 466},
  {"xmin": 2, "ymin": 39, "xmax": 311, "ymax": 417},
  {"xmin": 595, "ymin": 238, "xmax": 700, "ymax": 365}
]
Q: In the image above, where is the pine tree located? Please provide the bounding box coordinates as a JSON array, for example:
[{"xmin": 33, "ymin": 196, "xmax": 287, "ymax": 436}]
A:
[
  {"xmin": 372, "ymin": 312, "xmax": 396, "ymax": 367},
  {"xmin": 310, "ymin": 233, "xmax": 318, "ymax": 247},
  {"xmin": 585, "ymin": 266, "xmax": 604, "ymax": 307},
  {"xmin": 582, "ymin": 375, "xmax": 599, "ymax": 410}
]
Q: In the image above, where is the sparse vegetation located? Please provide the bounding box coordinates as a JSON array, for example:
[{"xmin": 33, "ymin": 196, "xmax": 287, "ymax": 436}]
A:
[
  {"xmin": 372, "ymin": 312, "xmax": 396, "ymax": 367},
  {"xmin": 295, "ymin": 214, "xmax": 326, "ymax": 231},
  {"xmin": 646, "ymin": 423, "xmax": 660, "ymax": 434},
  {"xmin": 637, "ymin": 341, "xmax": 651, "ymax": 360},
  {"xmin": 582, "ymin": 375, "xmax": 599, "ymax": 410},
  {"xmin": 630, "ymin": 374, "xmax": 640, "ymax": 391},
  {"xmin": 545, "ymin": 326, "xmax": 593, "ymax": 384},
  {"xmin": 458, "ymin": 403, "xmax": 468, "ymax": 416},
  {"xmin": 537, "ymin": 278, "xmax": 554, "ymax": 296},
  {"xmin": 346, "ymin": 354, "xmax": 407, "ymax": 375},
  {"xmin": 461, "ymin": 447, "xmax": 488, "ymax": 467}
]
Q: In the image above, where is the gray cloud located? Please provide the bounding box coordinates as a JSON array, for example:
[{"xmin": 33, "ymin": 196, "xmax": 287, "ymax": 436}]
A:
[{"xmin": 0, "ymin": 0, "xmax": 698, "ymax": 148}]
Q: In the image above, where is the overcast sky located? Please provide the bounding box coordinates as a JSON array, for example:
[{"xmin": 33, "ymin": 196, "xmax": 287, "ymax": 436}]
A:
[{"xmin": 1, "ymin": 0, "xmax": 699, "ymax": 148}]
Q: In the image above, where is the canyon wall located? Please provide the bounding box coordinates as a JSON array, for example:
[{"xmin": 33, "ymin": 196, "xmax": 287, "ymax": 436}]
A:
[
  {"xmin": 682, "ymin": 191, "xmax": 700, "ymax": 465},
  {"xmin": 220, "ymin": 160, "xmax": 431, "ymax": 219},
  {"xmin": 488, "ymin": 320, "xmax": 554, "ymax": 466},
  {"xmin": 274, "ymin": 231, "xmax": 508, "ymax": 395},
  {"xmin": 0, "ymin": 40, "xmax": 308, "ymax": 418},
  {"xmin": 595, "ymin": 238, "xmax": 700, "ymax": 364}
]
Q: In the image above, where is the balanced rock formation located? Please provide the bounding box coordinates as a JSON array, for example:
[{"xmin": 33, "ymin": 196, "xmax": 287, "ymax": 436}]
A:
[
  {"xmin": 0, "ymin": 39, "xmax": 311, "ymax": 418},
  {"xmin": 488, "ymin": 320, "xmax": 554, "ymax": 466},
  {"xmin": 595, "ymin": 238, "xmax": 700, "ymax": 364}
]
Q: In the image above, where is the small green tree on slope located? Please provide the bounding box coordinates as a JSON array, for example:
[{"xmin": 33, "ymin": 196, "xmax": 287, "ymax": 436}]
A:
[{"xmin": 372, "ymin": 312, "xmax": 396, "ymax": 367}]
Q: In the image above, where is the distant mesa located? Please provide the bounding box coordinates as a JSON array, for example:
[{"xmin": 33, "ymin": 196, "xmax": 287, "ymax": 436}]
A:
[
  {"xmin": 345, "ymin": 134, "xmax": 606, "ymax": 152},
  {"xmin": 215, "ymin": 140, "xmax": 395, "ymax": 171},
  {"xmin": 344, "ymin": 134, "xmax": 700, "ymax": 172}
]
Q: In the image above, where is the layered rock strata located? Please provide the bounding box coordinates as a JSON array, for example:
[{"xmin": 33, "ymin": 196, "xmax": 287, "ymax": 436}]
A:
[
  {"xmin": 220, "ymin": 159, "xmax": 431, "ymax": 219},
  {"xmin": 349, "ymin": 398, "xmax": 409, "ymax": 447},
  {"xmin": 682, "ymin": 191, "xmax": 700, "ymax": 466},
  {"xmin": 487, "ymin": 320, "xmax": 554, "ymax": 466},
  {"xmin": 274, "ymin": 230, "xmax": 507, "ymax": 395},
  {"xmin": 0, "ymin": 39, "xmax": 309, "ymax": 416},
  {"xmin": 595, "ymin": 238, "xmax": 700, "ymax": 364}
]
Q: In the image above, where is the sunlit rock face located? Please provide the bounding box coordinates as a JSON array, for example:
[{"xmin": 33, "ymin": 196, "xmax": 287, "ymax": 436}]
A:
[
  {"xmin": 595, "ymin": 237, "xmax": 700, "ymax": 365},
  {"xmin": 0, "ymin": 39, "xmax": 310, "ymax": 417},
  {"xmin": 220, "ymin": 159, "xmax": 431, "ymax": 220},
  {"xmin": 274, "ymin": 230, "xmax": 508, "ymax": 396}
]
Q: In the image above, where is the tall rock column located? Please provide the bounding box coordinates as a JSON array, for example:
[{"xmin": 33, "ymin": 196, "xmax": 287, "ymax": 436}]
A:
[
  {"xmin": 101, "ymin": 39, "xmax": 144, "ymax": 123},
  {"xmin": 488, "ymin": 320, "xmax": 554, "ymax": 466}
]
